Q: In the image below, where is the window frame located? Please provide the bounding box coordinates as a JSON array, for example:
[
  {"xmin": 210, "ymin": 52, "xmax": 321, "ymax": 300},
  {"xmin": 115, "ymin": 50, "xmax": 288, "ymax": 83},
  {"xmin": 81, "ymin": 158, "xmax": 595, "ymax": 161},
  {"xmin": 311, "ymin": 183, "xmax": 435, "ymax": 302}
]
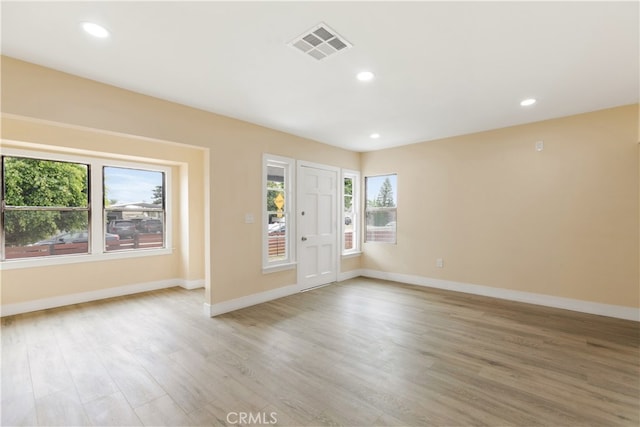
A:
[
  {"xmin": 1, "ymin": 154, "xmax": 91, "ymax": 260},
  {"xmin": 364, "ymin": 173, "xmax": 398, "ymax": 244},
  {"xmin": 342, "ymin": 169, "xmax": 361, "ymax": 255},
  {"xmin": 103, "ymin": 165, "xmax": 167, "ymax": 253},
  {"xmin": 262, "ymin": 154, "xmax": 296, "ymax": 272},
  {"xmin": 0, "ymin": 147, "xmax": 172, "ymax": 270}
]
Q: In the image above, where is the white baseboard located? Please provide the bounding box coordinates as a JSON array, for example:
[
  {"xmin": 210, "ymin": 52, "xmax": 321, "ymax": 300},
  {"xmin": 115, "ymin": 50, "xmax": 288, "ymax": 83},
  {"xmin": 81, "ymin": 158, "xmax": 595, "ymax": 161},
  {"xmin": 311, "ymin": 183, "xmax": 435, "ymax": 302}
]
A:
[
  {"xmin": 338, "ymin": 269, "xmax": 363, "ymax": 282},
  {"xmin": 1, "ymin": 278, "xmax": 205, "ymax": 317},
  {"xmin": 180, "ymin": 279, "xmax": 205, "ymax": 290},
  {"xmin": 361, "ymin": 269, "xmax": 639, "ymax": 322},
  {"xmin": 205, "ymin": 271, "xmax": 363, "ymax": 317},
  {"xmin": 205, "ymin": 284, "xmax": 299, "ymax": 317},
  {"xmin": 7, "ymin": 269, "xmax": 634, "ymax": 322}
]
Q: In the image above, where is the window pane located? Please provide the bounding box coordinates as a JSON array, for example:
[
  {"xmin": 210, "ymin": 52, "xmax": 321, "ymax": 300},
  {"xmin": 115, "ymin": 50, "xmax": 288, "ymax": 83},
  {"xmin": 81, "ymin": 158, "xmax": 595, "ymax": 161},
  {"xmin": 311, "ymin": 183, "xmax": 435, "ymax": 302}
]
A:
[
  {"xmin": 105, "ymin": 211, "xmax": 164, "ymax": 252},
  {"xmin": 366, "ymin": 175, "xmax": 397, "ymax": 208},
  {"xmin": 344, "ymin": 196, "xmax": 356, "ymax": 250},
  {"xmin": 344, "ymin": 223, "xmax": 354, "ymax": 250},
  {"xmin": 104, "ymin": 167, "xmax": 164, "ymax": 207},
  {"xmin": 267, "ymin": 189, "xmax": 285, "ymax": 212},
  {"xmin": 104, "ymin": 167, "xmax": 165, "ymax": 252},
  {"xmin": 344, "ymin": 177, "xmax": 353, "ymax": 196},
  {"xmin": 267, "ymin": 166, "xmax": 285, "ymax": 215},
  {"xmin": 3, "ymin": 156, "xmax": 88, "ymax": 207},
  {"xmin": 267, "ymin": 166, "xmax": 285, "ymax": 185},
  {"xmin": 3, "ymin": 210, "xmax": 89, "ymax": 259},
  {"xmin": 366, "ymin": 209, "xmax": 396, "ymax": 243},
  {"xmin": 268, "ymin": 213, "xmax": 287, "ymax": 261}
]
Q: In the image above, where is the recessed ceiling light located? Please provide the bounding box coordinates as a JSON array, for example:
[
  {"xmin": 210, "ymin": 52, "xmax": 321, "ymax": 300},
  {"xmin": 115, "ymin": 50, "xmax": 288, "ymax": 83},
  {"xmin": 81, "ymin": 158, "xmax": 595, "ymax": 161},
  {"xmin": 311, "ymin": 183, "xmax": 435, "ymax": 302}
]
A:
[
  {"xmin": 370, "ymin": 133, "xmax": 380, "ymax": 139},
  {"xmin": 81, "ymin": 22, "xmax": 110, "ymax": 38},
  {"xmin": 520, "ymin": 98, "xmax": 537, "ymax": 107},
  {"xmin": 356, "ymin": 71, "xmax": 375, "ymax": 82}
]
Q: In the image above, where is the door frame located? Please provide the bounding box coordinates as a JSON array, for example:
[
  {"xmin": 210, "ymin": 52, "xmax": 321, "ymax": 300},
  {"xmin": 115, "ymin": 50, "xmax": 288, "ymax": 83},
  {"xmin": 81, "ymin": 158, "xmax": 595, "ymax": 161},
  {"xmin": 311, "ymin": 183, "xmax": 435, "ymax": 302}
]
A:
[{"xmin": 296, "ymin": 160, "xmax": 342, "ymax": 290}]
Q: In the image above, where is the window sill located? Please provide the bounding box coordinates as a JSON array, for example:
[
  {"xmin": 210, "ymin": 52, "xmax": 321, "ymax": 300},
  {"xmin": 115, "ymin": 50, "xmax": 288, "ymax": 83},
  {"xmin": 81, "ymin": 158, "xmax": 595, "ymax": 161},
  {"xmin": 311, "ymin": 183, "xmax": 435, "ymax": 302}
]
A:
[
  {"xmin": 262, "ymin": 262, "xmax": 297, "ymax": 274},
  {"xmin": 342, "ymin": 251, "xmax": 362, "ymax": 259},
  {"xmin": 0, "ymin": 247, "xmax": 174, "ymax": 270}
]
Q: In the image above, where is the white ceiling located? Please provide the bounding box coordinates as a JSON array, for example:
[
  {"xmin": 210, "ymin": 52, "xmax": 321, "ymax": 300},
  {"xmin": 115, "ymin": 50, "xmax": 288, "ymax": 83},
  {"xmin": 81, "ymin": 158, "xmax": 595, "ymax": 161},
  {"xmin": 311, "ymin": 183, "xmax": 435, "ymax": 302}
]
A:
[{"xmin": 2, "ymin": 1, "xmax": 638, "ymax": 152}]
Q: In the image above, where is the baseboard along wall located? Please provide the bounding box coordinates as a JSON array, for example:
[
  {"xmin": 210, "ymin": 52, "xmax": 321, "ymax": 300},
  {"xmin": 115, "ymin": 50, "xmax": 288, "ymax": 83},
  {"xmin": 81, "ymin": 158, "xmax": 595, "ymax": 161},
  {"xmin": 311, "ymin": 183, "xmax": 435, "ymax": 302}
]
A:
[
  {"xmin": 360, "ymin": 269, "xmax": 639, "ymax": 322},
  {"xmin": 3, "ymin": 270, "xmax": 637, "ymax": 321},
  {"xmin": 1, "ymin": 278, "xmax": 205, "ymax": 317}
]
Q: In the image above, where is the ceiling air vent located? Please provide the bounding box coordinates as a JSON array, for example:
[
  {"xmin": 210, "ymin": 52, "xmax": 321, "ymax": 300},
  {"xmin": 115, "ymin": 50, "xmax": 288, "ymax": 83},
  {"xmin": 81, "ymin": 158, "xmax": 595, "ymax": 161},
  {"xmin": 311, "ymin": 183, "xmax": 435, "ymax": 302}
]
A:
[{"xmin": 289, "ymin": 23, "xmax": 352, "ymax": 61}]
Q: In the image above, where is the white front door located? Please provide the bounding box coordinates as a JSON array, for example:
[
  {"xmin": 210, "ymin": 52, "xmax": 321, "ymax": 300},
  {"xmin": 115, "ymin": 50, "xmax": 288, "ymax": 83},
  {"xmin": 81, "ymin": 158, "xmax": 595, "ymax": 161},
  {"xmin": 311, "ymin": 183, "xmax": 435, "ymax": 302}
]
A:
[{"xmin": 297, "ymin": 164, "xmax": 338, "ymax": 290}]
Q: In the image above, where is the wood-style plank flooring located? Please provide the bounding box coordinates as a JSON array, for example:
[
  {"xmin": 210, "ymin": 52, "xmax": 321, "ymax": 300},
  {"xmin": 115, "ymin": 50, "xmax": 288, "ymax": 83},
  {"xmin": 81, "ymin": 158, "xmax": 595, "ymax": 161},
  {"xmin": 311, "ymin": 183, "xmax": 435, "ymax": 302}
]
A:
[{"xmin": 1, "ymin": 278, "xmax": 639, "ymax": 426}]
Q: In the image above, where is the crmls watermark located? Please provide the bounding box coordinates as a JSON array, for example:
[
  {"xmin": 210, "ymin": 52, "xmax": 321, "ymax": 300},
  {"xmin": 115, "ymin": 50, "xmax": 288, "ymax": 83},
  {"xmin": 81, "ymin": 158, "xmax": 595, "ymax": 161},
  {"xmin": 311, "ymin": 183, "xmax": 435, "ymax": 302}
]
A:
[{"xmin": 226, "ymin": 411, "xmax": 278, "ymax": 425}]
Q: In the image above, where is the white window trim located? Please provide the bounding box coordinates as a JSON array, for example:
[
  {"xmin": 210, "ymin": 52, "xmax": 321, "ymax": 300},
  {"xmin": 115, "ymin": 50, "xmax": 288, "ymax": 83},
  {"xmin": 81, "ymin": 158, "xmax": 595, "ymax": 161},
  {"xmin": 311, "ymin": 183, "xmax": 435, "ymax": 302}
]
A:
[
  {"xmin": 0, "ymin": 147, "xmax": 172, "ymax": 270},
  {"xmin": 262, "ymin": 154, "xmax": 296, "ymax": 272},
  {"xmin": 342, "ymin": 169, "xmax": 361, "ymax": 255}
]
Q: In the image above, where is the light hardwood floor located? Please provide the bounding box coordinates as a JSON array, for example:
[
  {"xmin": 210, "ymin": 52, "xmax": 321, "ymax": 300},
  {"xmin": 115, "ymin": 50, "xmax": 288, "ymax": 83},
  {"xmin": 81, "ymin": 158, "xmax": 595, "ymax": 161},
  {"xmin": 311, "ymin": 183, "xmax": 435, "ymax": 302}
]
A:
[{"xmin": 1, "ymin": 278, "xmax": 638, "ymax": 426}]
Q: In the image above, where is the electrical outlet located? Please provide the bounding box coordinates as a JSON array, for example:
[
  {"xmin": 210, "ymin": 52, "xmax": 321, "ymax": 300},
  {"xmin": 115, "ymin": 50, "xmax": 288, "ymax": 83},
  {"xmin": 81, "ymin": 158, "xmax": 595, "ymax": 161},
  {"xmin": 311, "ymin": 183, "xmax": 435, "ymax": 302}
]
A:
[
  {"xmin": 244, "ymin": 213, "xmax": 254, "ymax": 224},
  {"xmin": 436, "ymin": 258, "xmax": 444, "ymax": 268}
]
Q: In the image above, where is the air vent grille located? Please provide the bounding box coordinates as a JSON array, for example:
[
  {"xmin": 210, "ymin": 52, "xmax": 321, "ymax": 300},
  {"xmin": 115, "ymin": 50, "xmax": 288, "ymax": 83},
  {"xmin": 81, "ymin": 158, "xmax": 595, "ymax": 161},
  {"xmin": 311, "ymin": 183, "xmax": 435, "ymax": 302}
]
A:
[{"xmin": 289, "ymin": 23, "xmax": 352, "ymax": 61}]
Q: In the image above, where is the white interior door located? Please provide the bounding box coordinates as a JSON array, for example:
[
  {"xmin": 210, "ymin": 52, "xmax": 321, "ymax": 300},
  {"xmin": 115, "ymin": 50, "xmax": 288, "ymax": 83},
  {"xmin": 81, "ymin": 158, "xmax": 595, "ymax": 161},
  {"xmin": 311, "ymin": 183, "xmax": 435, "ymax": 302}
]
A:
[{"xmin": 298, "ymin": 164, "xmax": 338, "ymax": 290}]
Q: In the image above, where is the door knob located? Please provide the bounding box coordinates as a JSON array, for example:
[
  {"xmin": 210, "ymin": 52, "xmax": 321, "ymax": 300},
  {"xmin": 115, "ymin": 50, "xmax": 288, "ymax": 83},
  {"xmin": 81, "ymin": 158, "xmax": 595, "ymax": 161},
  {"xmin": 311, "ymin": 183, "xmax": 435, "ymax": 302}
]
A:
[{"xmin": 301, "ymin": 236, "xmax": 307, "ymax": 241}]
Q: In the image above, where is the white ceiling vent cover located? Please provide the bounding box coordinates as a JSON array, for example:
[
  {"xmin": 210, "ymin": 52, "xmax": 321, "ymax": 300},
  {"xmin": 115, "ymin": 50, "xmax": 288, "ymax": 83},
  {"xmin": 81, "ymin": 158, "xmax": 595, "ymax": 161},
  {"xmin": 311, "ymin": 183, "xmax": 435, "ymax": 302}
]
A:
[{"xmin": 289, "ymin": 23, "xmax": 352, "ymax": 61}]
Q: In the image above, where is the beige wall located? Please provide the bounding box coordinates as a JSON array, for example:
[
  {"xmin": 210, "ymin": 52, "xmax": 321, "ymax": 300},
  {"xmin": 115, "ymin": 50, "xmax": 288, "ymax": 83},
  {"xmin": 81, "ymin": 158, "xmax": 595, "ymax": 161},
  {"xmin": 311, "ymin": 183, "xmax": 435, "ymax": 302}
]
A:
[
  {"xmin": 1, "ymin": 56, "xmax": 361, "ymax": 308},
  {"xmin": 362, "ymin": 105, "xmax": 639, "ymax": 308},
  {"xmin": 2, "ymin": 55, "xmax": 637, "ymax": 312}
]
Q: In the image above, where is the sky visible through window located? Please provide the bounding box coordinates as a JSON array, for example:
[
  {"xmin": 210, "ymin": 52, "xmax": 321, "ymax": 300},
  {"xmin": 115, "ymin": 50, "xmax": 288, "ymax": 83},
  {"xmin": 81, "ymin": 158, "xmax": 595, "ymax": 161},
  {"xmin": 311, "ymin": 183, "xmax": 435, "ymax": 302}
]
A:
[
  {"xmin": 366, "ymin": 174, "xmax": 397, "ymax": 205},
  {"xmin": 104, "ymin": 167, "xmax": 163, "ymax": 205}
]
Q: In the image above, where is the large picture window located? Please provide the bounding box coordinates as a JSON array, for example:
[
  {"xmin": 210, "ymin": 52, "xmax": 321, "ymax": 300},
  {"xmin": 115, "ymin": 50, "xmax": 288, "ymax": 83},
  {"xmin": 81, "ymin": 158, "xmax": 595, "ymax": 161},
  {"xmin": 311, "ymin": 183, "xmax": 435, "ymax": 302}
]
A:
[
  {"xmin": 1, "ymin": 149, "xmax": 171, "ymax": 266},
  {"xmin": 365, "ymin": 174, "xmax": 397, "ymax": 244},
  {"xmin": 263, "ymin": 154, "xmax": 295, "ymax": 270}
]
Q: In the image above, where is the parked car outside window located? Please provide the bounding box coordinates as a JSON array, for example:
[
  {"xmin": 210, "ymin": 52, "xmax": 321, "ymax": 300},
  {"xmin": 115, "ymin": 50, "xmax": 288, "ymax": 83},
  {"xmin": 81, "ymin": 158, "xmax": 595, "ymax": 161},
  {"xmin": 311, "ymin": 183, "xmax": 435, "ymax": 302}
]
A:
[
  {"xmin": 268, "ymin": 221, "xmax": 285, "ymax": 234},
  {"xmin": 108, "ymin": 220, "xmax": 137, "ymax": 238},
  {"xmin": 136, "ymin": 219, "xmax": 163, "ymax": 234},
  {"xmin": 32, "ymin": 231, "xmax": 119, "ymax": 245}
]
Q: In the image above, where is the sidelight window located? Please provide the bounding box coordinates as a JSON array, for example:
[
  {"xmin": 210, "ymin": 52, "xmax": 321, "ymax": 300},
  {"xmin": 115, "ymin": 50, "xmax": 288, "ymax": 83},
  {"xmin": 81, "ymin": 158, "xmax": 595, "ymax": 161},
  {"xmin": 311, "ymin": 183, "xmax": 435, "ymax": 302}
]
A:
[
  {"xmin": 263, "ymin": 154, "xmax": 295, "ymax": 271},
  {"xmin": 342, "ymin": 170, "xmax": 360, "ymax": 254}
]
